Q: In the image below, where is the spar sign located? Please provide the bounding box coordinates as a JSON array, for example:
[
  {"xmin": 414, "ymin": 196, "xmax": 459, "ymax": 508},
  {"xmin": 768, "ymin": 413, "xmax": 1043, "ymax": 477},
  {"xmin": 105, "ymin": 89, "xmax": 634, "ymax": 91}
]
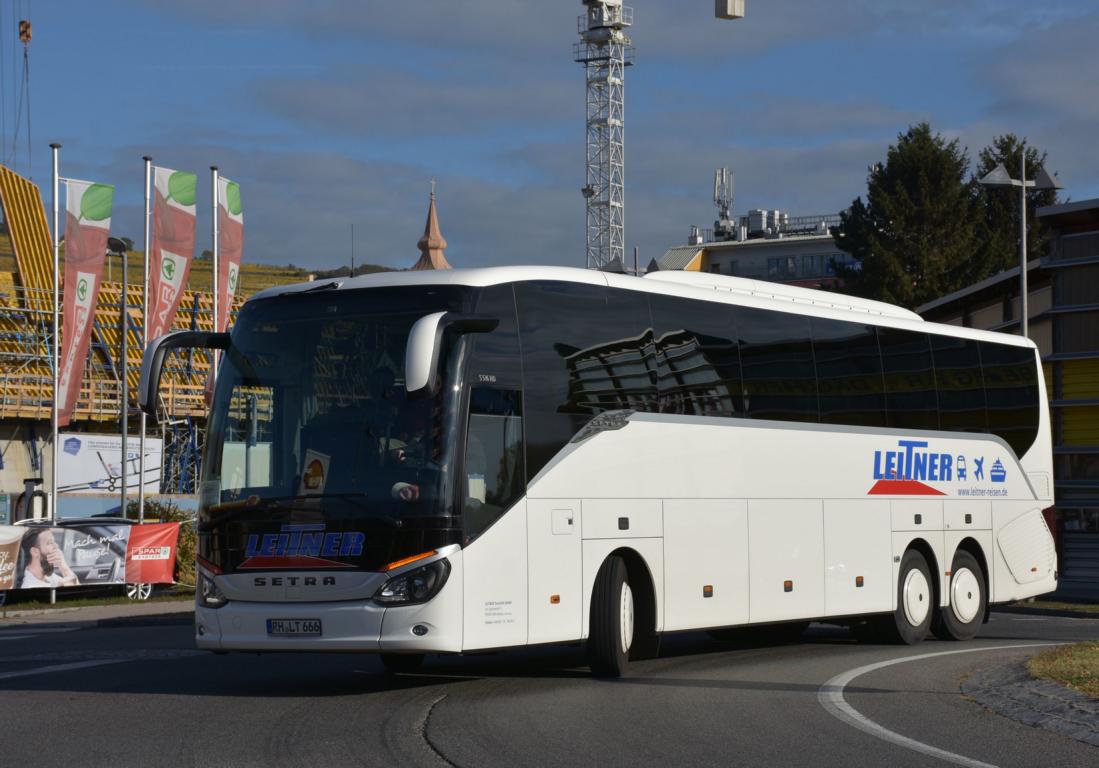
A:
[{"xmin": 58, "ymin": 180, "xmax": 114, "ymax": 426}]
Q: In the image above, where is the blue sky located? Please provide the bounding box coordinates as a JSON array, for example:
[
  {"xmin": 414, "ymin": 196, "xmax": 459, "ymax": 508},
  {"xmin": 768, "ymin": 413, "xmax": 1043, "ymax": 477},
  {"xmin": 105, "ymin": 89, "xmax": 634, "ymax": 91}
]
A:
[{"xmin": 3, "ymin": 1, "xmax": 1096, "ymax": 271}]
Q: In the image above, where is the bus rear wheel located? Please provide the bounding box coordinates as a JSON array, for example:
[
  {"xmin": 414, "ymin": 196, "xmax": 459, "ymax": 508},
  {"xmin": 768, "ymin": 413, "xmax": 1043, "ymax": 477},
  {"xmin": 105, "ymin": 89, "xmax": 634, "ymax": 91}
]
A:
[
  {"xmin": 875, "ymin": 549, "xmax": 933, "ymax": 645},
  {"xmin": 588, "ymin": 556, "xmax": 633, "ymax": 677},
  {"xmin": 932, "ymin": 550, "xmax": 986, "ymax": 641}
]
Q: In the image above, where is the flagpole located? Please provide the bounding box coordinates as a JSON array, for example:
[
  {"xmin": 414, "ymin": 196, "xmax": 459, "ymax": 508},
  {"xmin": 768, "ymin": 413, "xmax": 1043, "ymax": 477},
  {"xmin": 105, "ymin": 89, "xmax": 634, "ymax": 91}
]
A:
[
  {"xmin": 210, "ymin": 166, "xmax": 219, "ymax": 391},
  {"xmin": 139, "ymin": 156, "xmax": 152, "ymax": 524},
  {"xmin": 50, "ymin": 143, "xmax": 60, "ymax": 523}
]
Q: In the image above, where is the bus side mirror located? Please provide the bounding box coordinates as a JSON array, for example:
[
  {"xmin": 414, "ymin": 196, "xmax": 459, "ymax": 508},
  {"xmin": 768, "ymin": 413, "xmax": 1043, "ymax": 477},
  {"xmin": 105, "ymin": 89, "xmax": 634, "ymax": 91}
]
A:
[
  {"xmin": 139, "ymin": 331, "xmax": 230, "ymax": 420},
  {"xmin": 405, "ymin": 312, "xmax": 499, "ymax": 398}
]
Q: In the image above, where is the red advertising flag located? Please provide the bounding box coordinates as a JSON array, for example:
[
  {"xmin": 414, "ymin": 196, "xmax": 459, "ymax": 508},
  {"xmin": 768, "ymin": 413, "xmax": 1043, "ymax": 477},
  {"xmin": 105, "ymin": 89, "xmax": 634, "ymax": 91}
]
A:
[
  {"xmin": 147, "ymin": 168, "xmax": 197, "ymax": 342},
  {"xmin": 124, "ymin": 522, "xmax": 180, "ymax": 584},
  {"xmin": 57, "ymin": 180, "xmax": 115, "ymax": 426},
  {"xmin": 205, "ymin": 176, "xmax": 243, "ymax": 404},
  {"xmin": 215, "ymin": 175, "xmax": 243, "ymax": 335}
]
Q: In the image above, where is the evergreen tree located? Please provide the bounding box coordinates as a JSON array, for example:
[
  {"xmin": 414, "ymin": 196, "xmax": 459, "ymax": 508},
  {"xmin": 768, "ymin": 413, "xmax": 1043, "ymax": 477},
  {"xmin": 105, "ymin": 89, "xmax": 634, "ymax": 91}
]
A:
[
  {"xmin": 834, "ymin": 123, "xmax": 983, "ymax": 308},
  {"xmin": 975, "ymin": 134, "xmax": 1059, "ymax": 274}
]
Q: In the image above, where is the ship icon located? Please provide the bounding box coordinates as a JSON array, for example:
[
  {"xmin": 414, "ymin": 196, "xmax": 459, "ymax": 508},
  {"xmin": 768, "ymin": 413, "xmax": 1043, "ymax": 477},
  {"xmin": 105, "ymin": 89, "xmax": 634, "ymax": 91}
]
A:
[{"xmin": 990, "ymin": 459, "xmax": 1007, "ymax": 483}]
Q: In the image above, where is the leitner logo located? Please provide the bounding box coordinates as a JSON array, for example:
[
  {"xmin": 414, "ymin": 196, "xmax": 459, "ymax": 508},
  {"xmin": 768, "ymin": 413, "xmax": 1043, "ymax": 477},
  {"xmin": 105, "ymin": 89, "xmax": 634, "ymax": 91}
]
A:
[
  {"xmin": 239, "ymin": 524, "xmax": 365, "ymax": 570},
  {"xmin": 869, "ymin": 440, "xmax": 949, "ymax": 496}
]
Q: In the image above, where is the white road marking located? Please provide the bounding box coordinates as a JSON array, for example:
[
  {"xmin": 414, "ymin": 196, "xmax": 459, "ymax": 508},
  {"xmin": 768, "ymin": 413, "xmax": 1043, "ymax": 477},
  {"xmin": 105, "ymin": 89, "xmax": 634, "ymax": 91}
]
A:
[
  {"xmin": 818, "ymin": 643, "xmax": 1061, "ymax": 768},
  {"xmin": 0, "ymin": 658, "xmax": 129, "ymax": 681}
]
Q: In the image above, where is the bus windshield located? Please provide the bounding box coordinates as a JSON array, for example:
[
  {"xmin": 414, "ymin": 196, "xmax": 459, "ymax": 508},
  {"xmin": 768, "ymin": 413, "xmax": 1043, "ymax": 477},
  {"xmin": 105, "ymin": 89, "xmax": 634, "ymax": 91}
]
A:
[{"xmin": 202, "ymin": 286, "xmax": 471, "ymax": 533}]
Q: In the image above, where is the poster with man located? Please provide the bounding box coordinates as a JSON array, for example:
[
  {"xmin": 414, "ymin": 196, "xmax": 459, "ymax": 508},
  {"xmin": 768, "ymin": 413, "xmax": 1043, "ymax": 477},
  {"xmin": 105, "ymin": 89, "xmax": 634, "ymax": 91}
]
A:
[{"xmin": 0, "ymin": 523, "xmax": 180, "ymax": 591}]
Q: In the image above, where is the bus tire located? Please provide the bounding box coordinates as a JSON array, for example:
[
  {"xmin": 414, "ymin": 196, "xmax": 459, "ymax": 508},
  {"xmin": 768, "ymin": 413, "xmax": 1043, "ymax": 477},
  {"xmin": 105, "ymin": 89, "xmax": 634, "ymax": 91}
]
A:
[
  {"xmin": 932, "ymin": 550, "xmax": 986, "ymax": 642},
  {"xmin": 379, "ymin": 653, "xmax": 425, "ymax": 674},
  {"xmin": 588, "ymin": 556, "xmax": 633, "ymax": 677},
  {"xmin": 876, "ymin": 549, "xmax": 933, "ymax": 645}
]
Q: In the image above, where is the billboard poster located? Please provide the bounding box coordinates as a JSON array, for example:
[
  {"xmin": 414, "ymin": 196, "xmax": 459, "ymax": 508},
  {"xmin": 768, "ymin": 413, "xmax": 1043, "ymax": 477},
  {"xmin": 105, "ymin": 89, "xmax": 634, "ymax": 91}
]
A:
[
  {"xmin": 0, "ymin": 523, "xmax": 179, "ymax": 591},
  {"xmin": 58, "ymin": 433, "xmax": 163, "ymax": 495}
]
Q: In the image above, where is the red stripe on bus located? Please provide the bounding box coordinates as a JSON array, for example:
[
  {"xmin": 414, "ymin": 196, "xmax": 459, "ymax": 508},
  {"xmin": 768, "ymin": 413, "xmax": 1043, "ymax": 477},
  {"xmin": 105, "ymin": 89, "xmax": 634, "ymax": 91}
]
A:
[{"xmin": 867, "ymin": 479, "xmax": 946, "ymax": 496}]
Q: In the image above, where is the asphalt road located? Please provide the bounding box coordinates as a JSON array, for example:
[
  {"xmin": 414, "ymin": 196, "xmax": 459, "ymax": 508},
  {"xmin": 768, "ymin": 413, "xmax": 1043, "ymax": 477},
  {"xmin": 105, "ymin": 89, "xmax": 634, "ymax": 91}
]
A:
[{"xmin": 0, "ymin": 613, "xmax": 1095, "ymax": 768}]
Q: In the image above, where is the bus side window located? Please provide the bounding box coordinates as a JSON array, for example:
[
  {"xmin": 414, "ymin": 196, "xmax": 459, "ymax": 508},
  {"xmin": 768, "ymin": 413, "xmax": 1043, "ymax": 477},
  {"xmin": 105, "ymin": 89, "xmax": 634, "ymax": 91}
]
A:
[
  {"xmin": 736, "ymin": 306, "xmax": 819, "ymax": 423},
  {"xmin": 879, "ymin": 329, "xmax": 939, "ymax": 431},
  {"xmin": 463, "ymin": 388, "xmax": 524, "ymax": 540},
  {"xmin": 811, "ymin": 317, "xmax": 886, "ymax": 428},
  {"xmin": 464, "ymin": 284, "xmax": 526, "ymax": 540},
  {"xmin": 931, "ymin": 335, "xmax": 988, "ymax": 434},
  {"xmin": 516, "ymin": 281, "xmax": 659, "ymax": 479},
  {"xmin": 979, "ymin": 341, "xmax": 1039, "ymax": 457}
]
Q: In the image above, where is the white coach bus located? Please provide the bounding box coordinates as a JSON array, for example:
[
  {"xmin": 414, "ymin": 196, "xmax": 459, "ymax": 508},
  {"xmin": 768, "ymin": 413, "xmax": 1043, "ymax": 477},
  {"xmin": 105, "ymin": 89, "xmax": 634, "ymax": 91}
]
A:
[{"xmin": 139, "ymin": 267, "xmax": 1057, "ymax": 676}]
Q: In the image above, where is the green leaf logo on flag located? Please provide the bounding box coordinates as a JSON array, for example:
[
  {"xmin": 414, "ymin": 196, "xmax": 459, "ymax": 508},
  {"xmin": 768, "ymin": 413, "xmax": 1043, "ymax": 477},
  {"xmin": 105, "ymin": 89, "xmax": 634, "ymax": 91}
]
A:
[
  {"xmin": 162, "ymin": 258, "xmax": 176, "ymax": 281},
  {"xmin": 80, "ymin": 184, "xmax": 114, "ymax": 222},
  {"xmin": 77, "ymin": 277, "xmax": 89, "ymax": 302},
  {"xmin": 226, "ymin": 182, "xmax": 242, "ymax": 216},
  {"xmin": 168, "ymin": 172, "xmax": 197, "ymax": 207},
  {"xmin": 228, "ymin": 269, "xmax": 238, "ymax": 292}
]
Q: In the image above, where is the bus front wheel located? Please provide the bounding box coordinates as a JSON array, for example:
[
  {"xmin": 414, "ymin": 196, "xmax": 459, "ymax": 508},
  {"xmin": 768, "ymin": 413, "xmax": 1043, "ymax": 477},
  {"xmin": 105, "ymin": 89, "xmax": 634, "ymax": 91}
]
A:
[
  {"xmin": 932, "ymin": 550, "xmax": 986, "ymax": 641},
  {"xmin": 876, "ymin": 549, "xmax": 933, "ymax": 645},
  {"xmin": 588, "ymin": 556, "xmax": 633, "ymax": 677}
]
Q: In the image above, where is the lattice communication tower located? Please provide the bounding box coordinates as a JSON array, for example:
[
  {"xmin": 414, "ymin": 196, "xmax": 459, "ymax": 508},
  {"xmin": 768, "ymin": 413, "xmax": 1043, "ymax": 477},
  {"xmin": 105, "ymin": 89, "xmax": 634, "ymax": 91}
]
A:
[{"xmin": 575, "ymin": 1, "xmax": 634, "ymax": 271}]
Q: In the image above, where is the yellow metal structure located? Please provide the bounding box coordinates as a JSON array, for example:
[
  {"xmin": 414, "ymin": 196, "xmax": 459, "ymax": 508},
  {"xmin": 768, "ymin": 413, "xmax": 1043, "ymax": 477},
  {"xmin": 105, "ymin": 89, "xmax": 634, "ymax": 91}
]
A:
[{"xmin": 0, "ymin": 165, "xmax": 242, "ymax": 422}]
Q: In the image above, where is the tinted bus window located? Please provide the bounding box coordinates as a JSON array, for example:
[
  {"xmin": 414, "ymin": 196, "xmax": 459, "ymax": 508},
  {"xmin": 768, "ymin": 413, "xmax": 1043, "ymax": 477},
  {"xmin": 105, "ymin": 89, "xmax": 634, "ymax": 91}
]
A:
[
  {"xmin": 463, "ymin": 285, "xmax": 525, "ymax": 540},
  {"xmin": 650, "ymin": 295, "xmax": 743, "ymax": 417},
  {"xmin": 931, "ymin": 335, "xmax": 987, "ymax": 433},
  {"xmin": 602, "ymin": 288, "xmax": 659, "ymax": 413},
  {"xmin": 812, "ymin": 318, "xmax": 886, "ymax": 428},
  {"xmin": 516, "ymin": 282, "xmax": 656, "ymax": 480},
  {"xmin": 979, "ymin": 341, "xmax": 1039, "ymax": 458},
  {"xmin": 735, "ymin": 307, "xmax": 818, "ymax": 423},
  {"xmin": 878, "ymin": 329, "xmax": 939, "ymax": 431}
]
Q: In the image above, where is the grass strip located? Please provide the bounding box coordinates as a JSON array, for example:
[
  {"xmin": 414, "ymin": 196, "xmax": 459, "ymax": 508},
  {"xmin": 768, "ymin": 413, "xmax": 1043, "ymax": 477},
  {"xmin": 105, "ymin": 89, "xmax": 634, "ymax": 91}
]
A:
[{"xmin": 1028, "ymin": 642, "xmax": 1099, "ymax": 699}]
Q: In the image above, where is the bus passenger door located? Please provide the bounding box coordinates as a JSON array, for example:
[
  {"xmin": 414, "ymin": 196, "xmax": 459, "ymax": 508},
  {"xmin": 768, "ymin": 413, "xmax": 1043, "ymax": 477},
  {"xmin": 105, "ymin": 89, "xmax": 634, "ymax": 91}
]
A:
[{"xmin": 527, "ymin": 499, "xmax": 582, "ymax": 644}]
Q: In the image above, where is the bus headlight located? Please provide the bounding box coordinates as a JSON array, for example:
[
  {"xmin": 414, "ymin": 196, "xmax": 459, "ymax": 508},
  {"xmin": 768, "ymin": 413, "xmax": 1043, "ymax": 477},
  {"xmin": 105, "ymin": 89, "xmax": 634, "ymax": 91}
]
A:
[
  {"xmin": 374, "ymin": 559, "xmax": 451, "ymax": 606},
  {"xmin": 199, "ymin": 572, "xmax": 229, "ymax": 609}
]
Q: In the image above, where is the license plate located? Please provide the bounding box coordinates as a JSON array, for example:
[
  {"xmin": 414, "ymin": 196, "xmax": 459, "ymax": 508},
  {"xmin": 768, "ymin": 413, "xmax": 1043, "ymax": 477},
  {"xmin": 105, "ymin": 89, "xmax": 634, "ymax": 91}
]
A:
[{"xmin": 266, "ymin": 619, "xmax": 322, "ymax": 636}]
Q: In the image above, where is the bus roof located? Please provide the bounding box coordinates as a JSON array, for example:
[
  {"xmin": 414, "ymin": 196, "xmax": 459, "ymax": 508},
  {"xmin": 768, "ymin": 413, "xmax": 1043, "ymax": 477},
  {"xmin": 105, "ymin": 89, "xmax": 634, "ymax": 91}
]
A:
[{"xmin": 248, "ymin": 265, "xmax": 1035, "ymax": 349}]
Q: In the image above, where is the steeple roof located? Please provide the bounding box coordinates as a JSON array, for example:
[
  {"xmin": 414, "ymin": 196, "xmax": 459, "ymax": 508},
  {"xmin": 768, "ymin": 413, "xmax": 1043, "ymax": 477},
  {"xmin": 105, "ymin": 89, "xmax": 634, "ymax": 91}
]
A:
[{"xmin": 412, "ymin": 186, "xmax": 451, "ymax": 271}]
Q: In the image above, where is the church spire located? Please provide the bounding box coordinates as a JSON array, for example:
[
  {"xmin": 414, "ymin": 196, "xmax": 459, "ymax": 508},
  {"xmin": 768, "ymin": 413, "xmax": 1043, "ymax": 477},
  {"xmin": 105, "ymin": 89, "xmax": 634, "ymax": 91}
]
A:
[{"xmin": 412, "ymin": 181, "xmax": 452, "ymax": 270}]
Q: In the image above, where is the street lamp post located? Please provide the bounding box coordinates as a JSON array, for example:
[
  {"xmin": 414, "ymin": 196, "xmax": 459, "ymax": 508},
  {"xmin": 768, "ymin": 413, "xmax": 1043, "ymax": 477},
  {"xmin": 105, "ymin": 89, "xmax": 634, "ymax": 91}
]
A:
[{"xmin": 978, "ymin": 141, "xmax": 1061, "ymax": 339}]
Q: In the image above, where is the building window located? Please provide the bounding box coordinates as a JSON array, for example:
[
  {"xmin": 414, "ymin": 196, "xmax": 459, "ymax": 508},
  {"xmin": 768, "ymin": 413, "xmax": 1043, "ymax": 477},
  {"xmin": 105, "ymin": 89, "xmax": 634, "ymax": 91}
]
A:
[{"xmin": 767, "ymin": 256, "xmax": 797, "ymax": 280}]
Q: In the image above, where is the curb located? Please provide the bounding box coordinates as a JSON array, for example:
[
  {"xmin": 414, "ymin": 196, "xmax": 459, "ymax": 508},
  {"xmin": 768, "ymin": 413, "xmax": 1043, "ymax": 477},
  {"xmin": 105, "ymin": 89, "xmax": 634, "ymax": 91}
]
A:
[
  {"xmin": 963, "ymin": 660, "xmax": 1099, "ymax": 748},
  {"xmin": 0, "ymin": 610, "xmax": 194, "ymax": 631},
  {"xmin": 94, "ymin": 612, "xmax": 194, "ymax": 629},
  {"xmin": 993, "ymin": 605, "xmax": 1099, "ymax": 620}
]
